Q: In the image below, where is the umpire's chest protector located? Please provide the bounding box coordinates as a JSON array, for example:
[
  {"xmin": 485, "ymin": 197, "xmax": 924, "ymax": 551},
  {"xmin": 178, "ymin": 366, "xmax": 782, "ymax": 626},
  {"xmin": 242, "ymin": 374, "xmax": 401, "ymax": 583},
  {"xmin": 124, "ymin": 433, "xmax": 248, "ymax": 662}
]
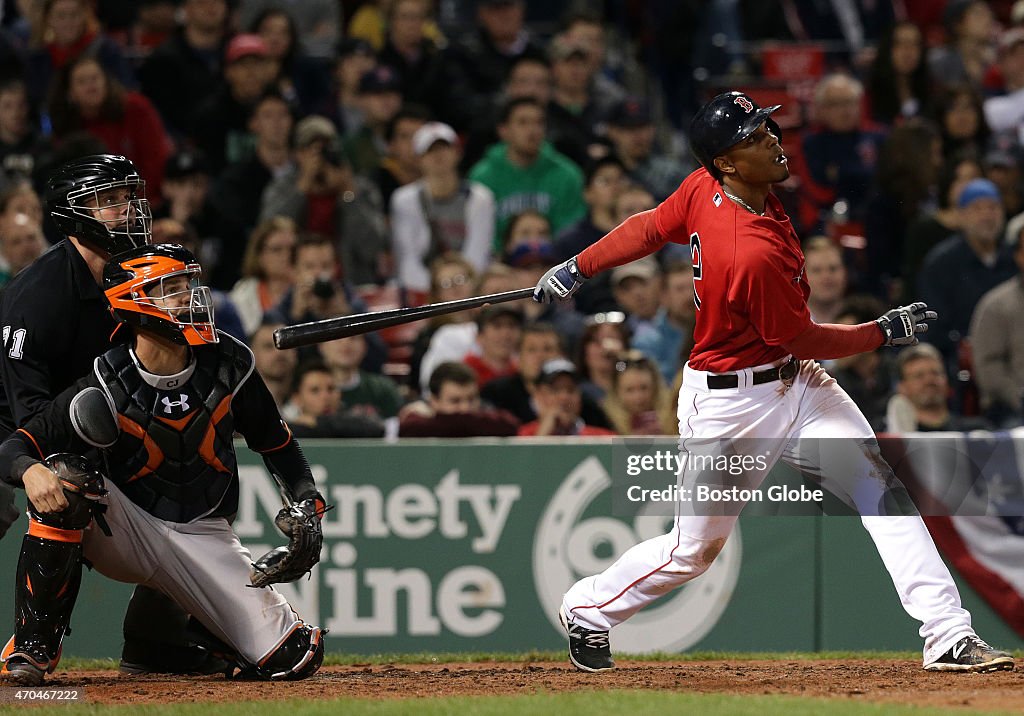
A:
[{"xmin": 94, "ymin": 339, "xmax": 253, "ymax": 523}]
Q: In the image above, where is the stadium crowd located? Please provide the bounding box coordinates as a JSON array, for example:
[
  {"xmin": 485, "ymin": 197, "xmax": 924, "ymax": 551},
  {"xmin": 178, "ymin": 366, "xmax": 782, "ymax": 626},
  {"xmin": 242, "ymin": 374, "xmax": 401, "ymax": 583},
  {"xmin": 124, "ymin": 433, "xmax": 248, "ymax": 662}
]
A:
[{"xmin": 0, "ymin": 0, "xmax": 1022, "ymax": 438}]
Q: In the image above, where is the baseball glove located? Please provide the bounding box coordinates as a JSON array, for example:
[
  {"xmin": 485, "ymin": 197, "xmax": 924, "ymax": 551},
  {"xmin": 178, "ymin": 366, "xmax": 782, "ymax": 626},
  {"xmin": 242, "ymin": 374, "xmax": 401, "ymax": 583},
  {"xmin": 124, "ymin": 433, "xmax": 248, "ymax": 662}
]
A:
[{"xmin": 249, "ymin": 497, "xmax": 329, "ymax": 588}]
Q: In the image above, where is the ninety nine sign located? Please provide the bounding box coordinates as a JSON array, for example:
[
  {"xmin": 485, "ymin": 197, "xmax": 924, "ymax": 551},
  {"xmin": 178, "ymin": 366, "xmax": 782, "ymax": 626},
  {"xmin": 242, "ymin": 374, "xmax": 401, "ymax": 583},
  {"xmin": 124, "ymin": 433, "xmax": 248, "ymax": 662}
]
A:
[{"xmin": 231, "ymin": 440, "xmax": 742, "ymax": 653}]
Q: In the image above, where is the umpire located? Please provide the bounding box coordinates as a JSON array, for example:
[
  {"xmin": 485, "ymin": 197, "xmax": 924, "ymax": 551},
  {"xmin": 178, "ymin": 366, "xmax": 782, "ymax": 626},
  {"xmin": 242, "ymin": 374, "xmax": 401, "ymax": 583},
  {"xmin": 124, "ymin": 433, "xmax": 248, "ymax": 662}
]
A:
[{"xmin": 0, "ymin": 154, "xmax": 220, "ymax": 674}]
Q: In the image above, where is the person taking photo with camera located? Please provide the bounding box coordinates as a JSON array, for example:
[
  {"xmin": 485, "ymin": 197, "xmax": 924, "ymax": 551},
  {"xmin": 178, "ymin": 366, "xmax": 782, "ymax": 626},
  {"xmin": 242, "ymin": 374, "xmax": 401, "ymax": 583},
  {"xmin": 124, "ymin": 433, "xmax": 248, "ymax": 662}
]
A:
[
  {"xmin": 269, "ymin": 233, "xmax": 388, "ymax": 369},
  {"xmin": 260, "ymin": 115, "xmax": 389, "ymax": 286}
]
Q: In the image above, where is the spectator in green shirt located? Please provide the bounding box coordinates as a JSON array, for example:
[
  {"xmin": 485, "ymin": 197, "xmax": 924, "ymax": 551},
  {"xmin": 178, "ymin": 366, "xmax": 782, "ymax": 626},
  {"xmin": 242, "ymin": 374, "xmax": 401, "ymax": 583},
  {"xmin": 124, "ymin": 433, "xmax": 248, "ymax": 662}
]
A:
[
  {"xmin": 468, "ymin": 97, "xmax": 585, "ymax": 252},
  {"xmin": 320, "ymin": 334, "xmax": 404, "ymax": 436}
]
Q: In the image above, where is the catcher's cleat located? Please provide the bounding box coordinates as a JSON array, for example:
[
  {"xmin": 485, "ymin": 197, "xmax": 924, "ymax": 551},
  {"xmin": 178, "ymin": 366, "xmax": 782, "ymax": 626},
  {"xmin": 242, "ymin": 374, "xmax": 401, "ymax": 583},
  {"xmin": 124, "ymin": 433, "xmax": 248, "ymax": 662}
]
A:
[
  {"xmin": 559, "ymin": 605, "xmax": 614, "ymax": 673},
  {"xmin": 924, "ymin": 635, "xmax": 1014, "ymax": 673},
  {"xmin": 3, "ymin": 658, "xmax": 46, "ymax": 686},
  {"xmin": 118, "ymin": 645, "xmax": 229, "ymax": 676}
]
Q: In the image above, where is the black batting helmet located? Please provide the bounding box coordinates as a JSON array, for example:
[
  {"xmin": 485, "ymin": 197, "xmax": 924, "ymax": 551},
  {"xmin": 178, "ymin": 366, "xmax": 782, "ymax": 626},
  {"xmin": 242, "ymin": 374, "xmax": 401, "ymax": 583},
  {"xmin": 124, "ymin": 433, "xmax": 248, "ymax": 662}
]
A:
[
  {"xmin": 689, "ymin": 92, "xmax": 782, "ymax": 177},
  {"xmin": 46, "ymin": 154, "xmax": 152, "ymax": 256}
]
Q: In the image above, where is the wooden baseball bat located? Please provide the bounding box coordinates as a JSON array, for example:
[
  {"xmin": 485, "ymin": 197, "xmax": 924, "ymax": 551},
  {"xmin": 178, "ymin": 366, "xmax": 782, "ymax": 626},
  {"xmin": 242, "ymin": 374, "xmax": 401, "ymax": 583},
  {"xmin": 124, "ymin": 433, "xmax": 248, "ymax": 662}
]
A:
[{"xmin": 273, "ymin": 287, "xmax": 535, "ymax": 349}]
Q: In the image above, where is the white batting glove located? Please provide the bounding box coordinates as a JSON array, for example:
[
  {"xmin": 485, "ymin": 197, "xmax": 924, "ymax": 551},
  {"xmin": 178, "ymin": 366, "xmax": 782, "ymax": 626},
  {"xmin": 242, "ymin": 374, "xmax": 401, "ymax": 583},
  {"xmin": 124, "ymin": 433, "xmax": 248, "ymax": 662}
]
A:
[
  {"xmin": 876, "ymin": 302, "xmax": 938, "ymax": 347},
  {"xmin": 533, "ymin": 257, "xmax": 587, "ymax": 304}
]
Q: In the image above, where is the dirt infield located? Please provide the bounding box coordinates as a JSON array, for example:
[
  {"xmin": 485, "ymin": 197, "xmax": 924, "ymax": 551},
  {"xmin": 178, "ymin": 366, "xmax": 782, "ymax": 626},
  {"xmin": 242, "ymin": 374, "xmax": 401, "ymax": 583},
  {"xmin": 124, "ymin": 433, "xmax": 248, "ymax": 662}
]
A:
[{"xmin": 29, "ymin": 659, "xmax": 1024, "ymax": 711}]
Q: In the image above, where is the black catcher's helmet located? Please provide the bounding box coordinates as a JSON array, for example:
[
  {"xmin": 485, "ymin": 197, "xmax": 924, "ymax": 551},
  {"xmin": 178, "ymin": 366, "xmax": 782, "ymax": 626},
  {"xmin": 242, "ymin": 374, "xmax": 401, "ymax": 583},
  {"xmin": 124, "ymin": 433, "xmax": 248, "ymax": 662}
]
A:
[
  {"xmin": 689, "ymin": 92, "xmax": 782, "ymax": 177},
  {"xmin": 46, "ymin": 154, "xmax": 152, "ymax": 255},
  {"xmin": 103, "ymin": 244, "xmax": 217, "ymax": 346}
]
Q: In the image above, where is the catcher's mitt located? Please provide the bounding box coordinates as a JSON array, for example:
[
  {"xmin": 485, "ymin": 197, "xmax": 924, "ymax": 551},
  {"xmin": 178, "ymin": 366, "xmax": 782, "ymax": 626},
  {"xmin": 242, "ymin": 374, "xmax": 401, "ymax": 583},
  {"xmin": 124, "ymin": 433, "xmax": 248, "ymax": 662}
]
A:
[{"xmin": 249, "ymin": 497, "xmax": 329, "ymax": 588}]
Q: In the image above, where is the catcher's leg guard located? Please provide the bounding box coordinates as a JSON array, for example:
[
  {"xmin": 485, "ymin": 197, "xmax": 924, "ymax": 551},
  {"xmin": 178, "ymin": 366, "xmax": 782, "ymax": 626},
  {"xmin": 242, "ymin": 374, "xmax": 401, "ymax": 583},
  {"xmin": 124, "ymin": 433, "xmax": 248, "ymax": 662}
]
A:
[
  {"xmin": 2, "ymin": 454, "xmax": 104, "ymax": 684},
  {"xmin": 3, "ymin": 526, "xmax": 84, "ymax": 681},
  {"xmin": 255, "ymin": 623, "xmax": 325, "ymax": 681}
]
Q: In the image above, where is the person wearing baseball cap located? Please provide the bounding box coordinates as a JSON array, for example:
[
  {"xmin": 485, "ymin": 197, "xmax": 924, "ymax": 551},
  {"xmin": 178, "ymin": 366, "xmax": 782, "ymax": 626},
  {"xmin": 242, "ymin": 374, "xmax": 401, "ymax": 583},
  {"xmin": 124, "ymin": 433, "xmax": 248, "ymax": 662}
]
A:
[
  {"xmin": 917, "ymin": 177, "xmax": 1018, "ymax": 366},
  {"xmin": 391, "ymin": 121, "xmax": 496, "ymax": 292},
  {"xmin": 610, "ymin": 258, "xmax": 662, "ymax": 329},
  {"xmin": 544, "ymin": 34, "xmax": 607, "ymax": 167},
  {"xmin": 342, "ymin": 66, "xmax": 404, "ymax": 175},
  {"xmin": 191, "ymin": 33, "xmax": 279, "ymax": 171},
  {"xmin": 517, "ymin": 358, "xmax": 616, "ymax": 436},
  {"xmin": 154, "ymin": 150, "xmax": 228, "ymax": 277},
  {"xmin": 605, "ymin": 96, "xmax": 691, "ymax": 201},
  {"xmin": 260, "ymin": 111, "xmax": 390, "ymax": 287}
]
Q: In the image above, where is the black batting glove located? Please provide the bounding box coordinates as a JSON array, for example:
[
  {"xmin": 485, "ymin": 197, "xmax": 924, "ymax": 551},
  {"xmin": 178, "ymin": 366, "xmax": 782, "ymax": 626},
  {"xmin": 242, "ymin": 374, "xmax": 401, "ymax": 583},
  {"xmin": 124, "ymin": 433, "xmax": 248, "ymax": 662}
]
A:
[
  {"xmin": 533, "ymin": 257, "xmax": 587, "ymax": 304},
  {"xmin": 876, "ymin": 302, "xmax": 938, "ymax": 347}
]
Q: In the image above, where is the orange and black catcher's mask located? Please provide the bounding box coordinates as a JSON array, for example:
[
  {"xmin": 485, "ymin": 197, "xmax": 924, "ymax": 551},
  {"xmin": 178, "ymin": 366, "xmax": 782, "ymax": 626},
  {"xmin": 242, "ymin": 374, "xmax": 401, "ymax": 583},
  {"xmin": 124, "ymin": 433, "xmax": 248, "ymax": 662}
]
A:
[{"xmin": 104, "ymin": 244, "xmax": 218, "ymax": 346}]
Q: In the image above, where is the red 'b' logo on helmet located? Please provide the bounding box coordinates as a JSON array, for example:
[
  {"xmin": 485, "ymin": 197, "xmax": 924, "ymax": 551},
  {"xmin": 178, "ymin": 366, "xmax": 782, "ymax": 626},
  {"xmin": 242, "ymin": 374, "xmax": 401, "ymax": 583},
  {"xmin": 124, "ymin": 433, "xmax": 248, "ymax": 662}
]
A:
[{"xmin": 734, "ymin": 95, "xmax": 754, "ymax": 113}]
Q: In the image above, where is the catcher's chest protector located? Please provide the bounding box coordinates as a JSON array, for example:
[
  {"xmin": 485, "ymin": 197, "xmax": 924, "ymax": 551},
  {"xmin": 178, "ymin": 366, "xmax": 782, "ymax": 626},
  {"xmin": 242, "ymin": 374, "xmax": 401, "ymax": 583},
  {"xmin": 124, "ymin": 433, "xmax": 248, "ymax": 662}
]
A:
[{"xmin": 94, "ymin": 339, "xmax": 252, "ymax": 522}]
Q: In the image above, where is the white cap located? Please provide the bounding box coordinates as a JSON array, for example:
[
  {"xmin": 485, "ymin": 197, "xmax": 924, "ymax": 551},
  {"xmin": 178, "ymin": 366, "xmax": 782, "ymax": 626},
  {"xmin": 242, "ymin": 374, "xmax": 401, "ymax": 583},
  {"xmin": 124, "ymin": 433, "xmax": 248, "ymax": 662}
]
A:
[{"xmin": 413, "ymin": 122, "xmax": 458, "ymax": 156}]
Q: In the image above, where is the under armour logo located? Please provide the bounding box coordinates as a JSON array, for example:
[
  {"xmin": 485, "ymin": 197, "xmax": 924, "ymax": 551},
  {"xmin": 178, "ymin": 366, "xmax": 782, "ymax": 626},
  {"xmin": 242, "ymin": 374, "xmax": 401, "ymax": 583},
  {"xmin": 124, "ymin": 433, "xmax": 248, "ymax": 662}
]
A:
[
  {"xmin": 161, "ymin": 394, "xmax": 190, "ymax": 413},
  {"xmin": 734, "ymin": 95, "xmax": 754, "ymax": 113}
]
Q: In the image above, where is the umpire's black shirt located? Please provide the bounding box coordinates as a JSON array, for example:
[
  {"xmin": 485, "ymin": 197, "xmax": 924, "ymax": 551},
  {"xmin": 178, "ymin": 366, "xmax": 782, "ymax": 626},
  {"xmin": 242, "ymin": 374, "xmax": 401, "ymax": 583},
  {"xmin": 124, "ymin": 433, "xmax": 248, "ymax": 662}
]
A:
[{"xmin": 0, "ymin": 240, "xmax": 118, "ymax": 435}]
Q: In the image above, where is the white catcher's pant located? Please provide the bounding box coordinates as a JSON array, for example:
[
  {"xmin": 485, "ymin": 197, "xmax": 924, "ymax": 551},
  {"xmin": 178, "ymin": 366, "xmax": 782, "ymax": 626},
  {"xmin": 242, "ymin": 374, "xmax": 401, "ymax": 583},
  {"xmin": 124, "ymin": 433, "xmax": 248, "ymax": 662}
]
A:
[
  {"xmin": 82, "ymin": 481, "xmax": 302, "ymax": 666},
  {"xmin": 563, "ymin": 359, "xmax": 973, "ymax": 665}
]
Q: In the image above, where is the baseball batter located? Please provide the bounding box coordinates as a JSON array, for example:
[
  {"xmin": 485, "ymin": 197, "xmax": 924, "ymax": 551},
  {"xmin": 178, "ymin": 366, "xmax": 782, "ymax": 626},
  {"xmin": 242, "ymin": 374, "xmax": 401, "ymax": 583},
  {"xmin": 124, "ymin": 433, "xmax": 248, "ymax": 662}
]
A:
[
  {"xmin": 0, "ymin": 244, "xmax": 325, "ymax": 686},
  {"xmin": 534, "ymin": 92, "xmax": 1014, "ymax": 674}
]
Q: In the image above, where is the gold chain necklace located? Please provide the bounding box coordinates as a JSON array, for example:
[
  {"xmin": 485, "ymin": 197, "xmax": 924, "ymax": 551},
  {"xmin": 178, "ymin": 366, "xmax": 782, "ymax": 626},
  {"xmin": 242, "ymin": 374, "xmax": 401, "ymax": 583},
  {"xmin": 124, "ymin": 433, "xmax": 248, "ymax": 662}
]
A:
[{"xmin": 722, "ymin": 188, "xmax": 764, "ymax": 216}]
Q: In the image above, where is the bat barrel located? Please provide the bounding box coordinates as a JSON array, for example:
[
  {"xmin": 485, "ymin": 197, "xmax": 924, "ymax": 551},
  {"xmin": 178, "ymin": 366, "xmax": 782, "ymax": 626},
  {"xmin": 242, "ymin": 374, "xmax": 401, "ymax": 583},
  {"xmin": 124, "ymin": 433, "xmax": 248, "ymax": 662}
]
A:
[{"xmin": 273, "ymin": 287, "xmax": 535, "ymax": 349}]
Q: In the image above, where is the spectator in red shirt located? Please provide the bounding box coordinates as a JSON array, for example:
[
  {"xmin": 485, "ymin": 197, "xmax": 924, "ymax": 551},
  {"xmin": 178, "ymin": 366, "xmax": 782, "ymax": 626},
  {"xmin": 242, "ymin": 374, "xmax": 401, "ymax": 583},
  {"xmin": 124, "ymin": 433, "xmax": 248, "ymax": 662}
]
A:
[
  {"xmin": 463, "ymin": 304, "xmax": 523, "ymax": 386},
  {"xmin": 47, "ymin": 53, "xmax": 172, "ymax": 200},
  {"xmin": 518, "ymin": 358, "xmax": 616, "ymax": 437},
  {"xmin": 25, "ymin": 0, "xmax": 135, "ymax": 110},
  {"xmin": 399, "ymin": 361, "xmax": 520, "ymax": 437}
]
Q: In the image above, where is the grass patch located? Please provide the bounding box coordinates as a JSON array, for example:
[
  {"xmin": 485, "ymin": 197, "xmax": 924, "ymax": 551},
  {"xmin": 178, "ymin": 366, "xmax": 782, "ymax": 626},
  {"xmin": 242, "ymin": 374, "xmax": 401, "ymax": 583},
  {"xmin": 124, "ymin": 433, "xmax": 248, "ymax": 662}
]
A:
[{"xmin": 0, "ymin": 689, "xmax": 1007, "ymax": 716}]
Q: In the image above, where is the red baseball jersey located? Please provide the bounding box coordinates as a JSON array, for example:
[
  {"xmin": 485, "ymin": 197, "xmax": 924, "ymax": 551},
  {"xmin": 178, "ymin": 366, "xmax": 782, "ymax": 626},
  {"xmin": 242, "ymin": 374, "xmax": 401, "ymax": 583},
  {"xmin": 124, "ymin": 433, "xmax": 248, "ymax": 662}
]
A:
[{"xmin": 653, "ymin": 168, "xmax": 810, "ymax": 372}]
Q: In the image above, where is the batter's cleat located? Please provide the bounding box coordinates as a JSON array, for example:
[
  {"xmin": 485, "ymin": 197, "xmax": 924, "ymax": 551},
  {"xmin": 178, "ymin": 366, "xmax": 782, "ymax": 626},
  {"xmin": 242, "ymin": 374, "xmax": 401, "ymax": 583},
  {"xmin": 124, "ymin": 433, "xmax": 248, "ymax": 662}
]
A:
[
  {"xmin": 924, "ymin": 635, "xmax": 1014, "ymax": 673},
  {"xmin": 3, "ymin": 658, "xmax": 46, "ymax": 686},
  {"xmin": 559, "ymin": 605, "xmax": 614, "ymax": 673}
]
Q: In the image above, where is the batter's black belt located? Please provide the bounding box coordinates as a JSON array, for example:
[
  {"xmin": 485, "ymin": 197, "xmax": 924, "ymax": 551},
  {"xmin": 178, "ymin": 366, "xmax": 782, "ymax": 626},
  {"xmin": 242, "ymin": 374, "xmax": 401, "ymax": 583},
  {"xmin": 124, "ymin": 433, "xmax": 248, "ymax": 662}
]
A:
[{"xmin": 706, "ymin": 358, "xmax": 798, "ymax": 390}]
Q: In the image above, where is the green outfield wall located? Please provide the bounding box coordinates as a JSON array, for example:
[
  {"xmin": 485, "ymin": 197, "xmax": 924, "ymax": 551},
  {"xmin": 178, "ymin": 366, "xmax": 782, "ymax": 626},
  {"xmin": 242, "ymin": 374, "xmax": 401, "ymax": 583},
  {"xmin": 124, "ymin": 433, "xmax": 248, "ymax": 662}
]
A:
[{"xmin": 0, "ymin": 439, "xmax": 1018, "ymax": 658}]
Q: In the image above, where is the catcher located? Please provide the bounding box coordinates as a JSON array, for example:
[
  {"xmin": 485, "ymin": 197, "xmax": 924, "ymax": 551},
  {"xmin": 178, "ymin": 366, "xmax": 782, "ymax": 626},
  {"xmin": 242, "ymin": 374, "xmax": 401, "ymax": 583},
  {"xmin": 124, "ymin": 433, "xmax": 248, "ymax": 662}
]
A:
[{"xmin": 0, "ymin": 243, "xmax": 326, "ymax": 686}]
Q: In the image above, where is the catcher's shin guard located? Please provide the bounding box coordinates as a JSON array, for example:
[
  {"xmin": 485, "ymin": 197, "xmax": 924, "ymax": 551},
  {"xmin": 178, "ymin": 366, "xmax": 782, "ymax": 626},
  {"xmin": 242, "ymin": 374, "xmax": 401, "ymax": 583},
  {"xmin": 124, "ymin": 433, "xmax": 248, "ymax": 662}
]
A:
[
  {"xmin": 3, "ymin": 523, "xmax": 85, "ymax": 676},
  {"xmin": 255, "ymin": 623, "xmax": 325, "ymax": 680},
  {"xmin": 2, "ymin": 454, "xmax": 105, "ymax": 679}
]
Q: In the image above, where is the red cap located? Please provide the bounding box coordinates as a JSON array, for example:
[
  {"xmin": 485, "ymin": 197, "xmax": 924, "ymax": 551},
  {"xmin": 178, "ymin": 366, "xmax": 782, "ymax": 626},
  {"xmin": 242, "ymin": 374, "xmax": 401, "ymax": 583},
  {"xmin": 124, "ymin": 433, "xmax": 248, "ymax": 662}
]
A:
[{"xmin": 226, "ymin": 34, "xmax": 269, "ymax": 63}]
